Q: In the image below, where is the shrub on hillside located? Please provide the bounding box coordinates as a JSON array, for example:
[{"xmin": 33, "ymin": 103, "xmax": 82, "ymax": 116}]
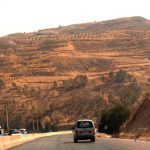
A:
[
  {"xmin": 32, "ymin": 71, "xmax": 55, "ymax": 76},
  {"xmin": 108, "ymin": 70, "xmax": 134, "ymax": 83},
  {"xmin": 62, "ymin": 75, "xmax": 88, "ymax": 91},
  {"xmin": 100, "ymin": 70, "xmax": 129, "ymax": 83},
  {"xmin": 53, "ymin": 81, "xmax": 58, "ymax": 89},
  {"xmin": 0, "ymin": 79, "xmax": 5, "ymax": 90},
  {"xmin": 98, "ymin": 104, "xmax": 130, "ymax": 134},
  {"xmin": 100, "ymin": 76, "xmax": 105, "ymax": 82},
  {"xmin": 12, "ymin": 82, "xmax": 17, "ymax": 89},
  {"xmin": 30, "ymin": 87, "xmax": 37, "ymax": 97},
  {"xmin": 147, "ymin": 78, "xmax": 150, "ymax": 82},
  {"xmin": 115, "ymin": 70, "xmax": 127, "ymax": 82},
  {"xmin": 109, "ymin": 71, "xmax": 114, "ymax": 78},
  {"xmin": 117, "ymin": 80, "xmax": 141, "ymax": 104}
]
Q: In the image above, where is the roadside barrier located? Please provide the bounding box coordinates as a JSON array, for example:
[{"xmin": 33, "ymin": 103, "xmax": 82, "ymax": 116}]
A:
[
  {"xmin": 2, "ymin": 136, "xmax": 11, "ymax": 148},
  {"xmin": 0, "ymin": 138, "xmax": 4, "ymax": 148},
  {"xmin": 0, "ymin": 131, "xmax": 72, "ymax": 150}
]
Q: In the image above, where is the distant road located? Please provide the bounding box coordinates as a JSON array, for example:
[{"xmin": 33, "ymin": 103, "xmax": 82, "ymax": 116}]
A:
[{"xmin": 9, "ymin": 134, "xmax": 150, "ymax": 150}]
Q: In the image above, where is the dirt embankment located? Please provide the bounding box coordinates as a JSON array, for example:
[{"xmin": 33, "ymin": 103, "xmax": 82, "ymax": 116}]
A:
[{"xmin": 119, "ymin": 95, "xmax": 150, "ymax": 141}]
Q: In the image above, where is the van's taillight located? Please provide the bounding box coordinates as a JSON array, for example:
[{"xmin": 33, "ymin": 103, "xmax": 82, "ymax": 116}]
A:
[
  {"xmin": 92, "ymin": 129, "xmax": 95, "ymax": 135},
  {"xmin": 74, "ymin": 130, "xmax": 78, "ymax": 134}
]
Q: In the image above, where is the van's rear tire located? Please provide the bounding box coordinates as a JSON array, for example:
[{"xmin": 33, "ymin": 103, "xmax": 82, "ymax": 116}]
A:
[
  {"xmin": 91, "ymin": 137, "xmax": 95, "ymax": 142},
  {"xmin": 74, "ymin": 138, "xmax": 78, "ymax": 143}
]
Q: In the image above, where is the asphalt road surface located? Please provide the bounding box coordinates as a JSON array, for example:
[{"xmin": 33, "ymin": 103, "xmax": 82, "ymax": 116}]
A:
[{"xmin": 9, "ymin": 134, "xmax": 150, "ymax": 150}]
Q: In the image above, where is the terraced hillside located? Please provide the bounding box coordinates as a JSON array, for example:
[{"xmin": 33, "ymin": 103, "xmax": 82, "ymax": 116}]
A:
[{"xmin": 0, "ymin": 16, "xmax": 150, "ymax": 132}]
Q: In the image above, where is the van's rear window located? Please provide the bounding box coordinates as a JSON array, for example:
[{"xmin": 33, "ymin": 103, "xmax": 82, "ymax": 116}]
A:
[{"xmin": 76, "ymin": 121, "xmax": 93, "ymax": 128}]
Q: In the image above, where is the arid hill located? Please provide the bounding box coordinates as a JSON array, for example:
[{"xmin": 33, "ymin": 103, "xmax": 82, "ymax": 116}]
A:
[{"xmin": 0, "ymin": 16, "xmax": 150, "ymax": 133}]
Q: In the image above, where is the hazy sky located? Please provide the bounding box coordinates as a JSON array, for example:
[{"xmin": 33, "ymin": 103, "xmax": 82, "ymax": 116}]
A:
[{"xmin": 0, "ymin": 0, "xmax": 150, "ymax": 37}]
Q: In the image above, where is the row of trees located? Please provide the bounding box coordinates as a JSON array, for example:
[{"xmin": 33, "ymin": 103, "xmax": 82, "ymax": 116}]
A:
[
  {"xmin": 101, "ymin": 70, "xmax": 134, "ymax": 83},
  {"xmin": 62, "ymin": 75, "xmax": 88, "ymax": 91},
  {"xmin": 12, "ymin": 82, "xmax": 41, "ymax": 97},
  {"xmin": 108, "ymin": 70, "xmax": 135, "ymax": 83}
]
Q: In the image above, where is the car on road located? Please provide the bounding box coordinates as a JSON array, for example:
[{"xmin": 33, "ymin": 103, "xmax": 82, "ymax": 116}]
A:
[
  {"xmin": 19, "ymin": 129, "xmax": 27, "ymax": 134},
  {"xmin": 73, "ymin": 119, "xmax": 96, "ymax": 143},
  {"xmin": 27, "ymin": 130, "xmax": 33, "ymax": 134},
  {"xmin": 8, "ymin": 129, "xmax": 22, "ymax": 135},
  {"xmin": 0, "ymin": 128, "xmax": 4, "ymax": 136}
]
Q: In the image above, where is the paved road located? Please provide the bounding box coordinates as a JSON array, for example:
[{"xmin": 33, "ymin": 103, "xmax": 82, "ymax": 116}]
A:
[{"xmin": 9, "ymin": 134, "xmax": 150, "ymax": 150}]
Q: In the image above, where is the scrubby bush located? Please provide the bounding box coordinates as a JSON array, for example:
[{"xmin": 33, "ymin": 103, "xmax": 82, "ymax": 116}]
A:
[
  {"xmin": 117, "ymin": 80, "xmax": 141, "ymax": 104},
  {"xmin": 0, "ymin": 79, "xmax": 5, "ymax": 90},
  {"xmin": 147, "ymin": 78, "xmax": 150, "ymax": 82},
  {"xmin": 115, "ymin": 70, "xmax": 127, "ymax": 82},
  {"xmin": 32, "ymin": 71, "xmax": 55, "ymax": 76},
  {"xmin": 12, "ymin": 82, "xmax": 17, "ymax": 90},
  {"xmin": 100, "ymin": 76, "xmax": 105, "ymax": 82},
  {"xmin": 109, "ymin": 71, "xmax": 114, "ymax": 78},
  {"xmin": 53, "ymin": 81, "xmax": 58, "ymax": 89},
  {"xmin": 62, "ymin": 75, "xmax": 88, "ymax": 91},
  {"xmin": 30, "ymin": 87, "xmax": 37, "ymax": 97},
  {"xmin": 108, "ymin": 70, "xmax": 134, "ymax": 83},
  {"xmin": 98, "ymin": 104, "xmax": 130, "ymax": 134}
]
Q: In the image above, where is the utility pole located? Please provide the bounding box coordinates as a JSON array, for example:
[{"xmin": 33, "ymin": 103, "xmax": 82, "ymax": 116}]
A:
[
  {"xmin": 5, "ymin": 104, "xmax": 9, "ymax": 131},
  {"xmin": 32, "ymin": 119, "xmax": 35, "ymax": 132},
  {"xmin": 32, "ymin": 106, "xmax": 39, "ymax": 133},
  {"xmin": 49, "ymin": 123, "xmax": 51, "ymax": 132},
  {"xmin": 36, "ymin": 115, "xmax": 39, "ymax": 133},
  {"xmin": 0, "ymin": 102, "xmax": 10, "ymax": 131}
]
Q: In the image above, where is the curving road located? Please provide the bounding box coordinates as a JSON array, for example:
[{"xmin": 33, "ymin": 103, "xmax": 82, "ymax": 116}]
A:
[{"xmin": 9, "ymin": 134, "xmax": 150, "ymax": 150}]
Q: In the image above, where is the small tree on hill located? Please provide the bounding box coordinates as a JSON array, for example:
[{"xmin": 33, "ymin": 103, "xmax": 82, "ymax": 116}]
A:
[
  {"xmin": 0, "ymin": 79, "xmax": 5, "ymax": 90},
  {"xmin": 12, "ymin": 82, "xmax": 17, "ymax": 90},
  {"xmin": 53, "ymin": 81, "xmax": 58, "ymax": 89},
  {"xmin": 109, "ymin": 71, "xmax": 114, "ymax": 78},
  {"xmin": 63, "ymin": 75, "xmax": 88, "ymax": 91},
  {"xmin": 100, "ymin": 76, "xmax": 105, "ymax": 82},
  {"xmin": 30, "ymin": 87, "xmax": 36, "ymax": 97},
  {"xmin": 115, "ymin": 70, "xmax": 127, "ymax": 82},
  {"xmin": 98, "ymin": 104, "xmax": 130, "ymax": 134}
]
